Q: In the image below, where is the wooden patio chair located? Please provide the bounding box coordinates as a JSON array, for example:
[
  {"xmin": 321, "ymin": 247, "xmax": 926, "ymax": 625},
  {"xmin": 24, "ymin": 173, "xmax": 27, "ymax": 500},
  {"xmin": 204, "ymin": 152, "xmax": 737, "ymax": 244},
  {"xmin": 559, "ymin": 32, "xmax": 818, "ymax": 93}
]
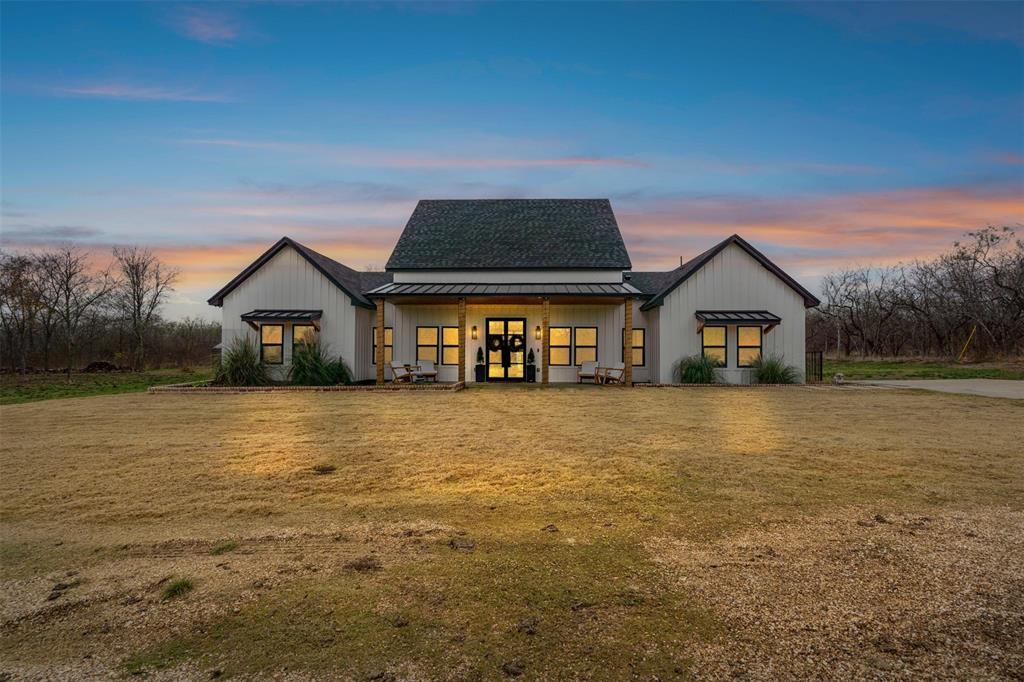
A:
[
  {"xmin": 390, "ymin": 362, "xmax": 414, "ymax": 383},
  {"xmin": 414, "ymin": 360, "xmax": 438, "ymax": 382},
  {"xmin": 600, "ymin": 361, "xmax": 626, "ymax": 385},
  {"xmin": 577, "ymin": 361, "xmax": 598, "ymax": 383}
]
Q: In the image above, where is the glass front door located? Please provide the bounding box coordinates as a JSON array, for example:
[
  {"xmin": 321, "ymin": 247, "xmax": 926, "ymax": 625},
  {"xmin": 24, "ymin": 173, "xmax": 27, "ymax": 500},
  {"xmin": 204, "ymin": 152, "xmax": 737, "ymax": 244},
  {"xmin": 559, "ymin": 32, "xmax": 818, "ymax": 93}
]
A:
[{"xmin": 485, "ymin": 318, "xmax": 526, "ymax": 381}]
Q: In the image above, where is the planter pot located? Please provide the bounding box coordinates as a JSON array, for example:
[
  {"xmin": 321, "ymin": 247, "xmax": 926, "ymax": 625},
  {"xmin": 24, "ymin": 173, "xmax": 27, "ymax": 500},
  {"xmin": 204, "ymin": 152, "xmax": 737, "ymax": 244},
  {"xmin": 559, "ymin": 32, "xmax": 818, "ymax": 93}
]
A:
[
  {"xmin": 525, "ymin": 364, "xmax": 537, "ymax": 383},
  {"xmin": 474, "ymin": 364, "xmax": 485, "ymax": 383}
]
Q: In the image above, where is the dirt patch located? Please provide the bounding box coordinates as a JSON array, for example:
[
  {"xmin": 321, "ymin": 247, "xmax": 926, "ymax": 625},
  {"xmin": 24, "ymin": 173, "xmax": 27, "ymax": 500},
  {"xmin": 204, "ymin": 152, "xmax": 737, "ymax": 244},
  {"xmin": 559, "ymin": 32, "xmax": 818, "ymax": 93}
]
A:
[{"xmin": 647, "ymin": 508, "xmax": 1024, "ymax": 679}]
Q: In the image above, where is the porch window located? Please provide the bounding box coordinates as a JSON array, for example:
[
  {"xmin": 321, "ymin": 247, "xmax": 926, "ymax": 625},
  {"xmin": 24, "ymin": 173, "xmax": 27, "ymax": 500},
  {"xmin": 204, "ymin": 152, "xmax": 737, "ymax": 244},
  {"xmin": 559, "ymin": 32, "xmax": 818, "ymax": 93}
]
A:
[
  {"xmin": 372, "ymin": 327, "xmax": 393, "ymax": 365},
  {"xmin": 417, "ymin": 326, "xmax": 439, "ymax": 363},
  {"xmin": 549, "ymin": 327, "xmax": 571, "ymax": 366},
  {"xmin": 623, "ymin": 327, "xmax": 645, "ymax": 367},
  {"xmin": 260, "ymin": 324, "xmax": 284, "ymax": 364},
  {"xmin": 441, "ymin": 326, "xmax": 459, "ymax": 365},
  {"xmin": 292, "ymin": 324, "xmax": 316, "ymax": 357},
  {"xmin": 702, "ymin": 326, "xmax": 726, "ymax": 366},
  {"xmin": 574, "ymin": 327, "xmax": 597, "ymax": 365},
  {"xmin": 738, "ymin": 326, "xmax": 762, "ymax": 367}
]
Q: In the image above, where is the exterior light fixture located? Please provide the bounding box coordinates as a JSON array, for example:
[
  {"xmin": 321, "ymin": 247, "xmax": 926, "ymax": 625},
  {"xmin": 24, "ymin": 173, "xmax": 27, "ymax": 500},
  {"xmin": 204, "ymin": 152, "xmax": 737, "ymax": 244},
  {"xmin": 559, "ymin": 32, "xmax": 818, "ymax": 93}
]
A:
[
  {"xmin": 471, "ymin": 325, "xmax": 478, "ymax": 340},
  {"xmin": 535, "ymin": 325, "xmax": 542, "ymax": 340}
]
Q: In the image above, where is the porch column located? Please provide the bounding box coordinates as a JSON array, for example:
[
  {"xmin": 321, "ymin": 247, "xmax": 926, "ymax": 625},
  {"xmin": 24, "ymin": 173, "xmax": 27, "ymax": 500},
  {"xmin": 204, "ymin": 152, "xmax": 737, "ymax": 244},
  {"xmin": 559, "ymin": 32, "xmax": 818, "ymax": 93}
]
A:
[
  {"xmin": 541, "ymin": 297, "xmax": 550, "ymax": 384},
  {"xmin": 623, "ymin": 297, "xmax": 633, "ymax": 386},
  {"xmin": 457, "ymin": 297, "xmax": 466, "ymax": 384},
  {"xmin": 375, "ymin": 298, "xmax": 385, "ymax": 385}
]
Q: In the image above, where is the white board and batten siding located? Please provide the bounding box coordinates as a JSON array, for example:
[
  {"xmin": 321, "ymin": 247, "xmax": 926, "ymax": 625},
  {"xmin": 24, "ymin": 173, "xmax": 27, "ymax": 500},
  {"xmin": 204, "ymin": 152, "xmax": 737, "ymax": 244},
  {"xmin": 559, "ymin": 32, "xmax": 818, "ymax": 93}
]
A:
[
  {"xmin": 220, "ymin": 245, "xmax": 361, "ymax": 380},
  {"xmin": 656, "ymin": 243, "xmax": 808, "ymax": 383}
]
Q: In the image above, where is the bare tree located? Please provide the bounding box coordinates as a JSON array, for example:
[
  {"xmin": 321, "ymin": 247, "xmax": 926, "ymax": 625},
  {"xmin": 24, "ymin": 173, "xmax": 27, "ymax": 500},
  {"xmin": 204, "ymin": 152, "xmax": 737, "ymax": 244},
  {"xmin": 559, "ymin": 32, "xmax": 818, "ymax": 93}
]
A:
[
  {"xmin": 37, "ymin": 246, "xmax": 115, "ymax": 379},
  {"xmin": 0, "ymin": 252, "xmax": 44, "ymax": 372},
  {"xmin": 112, "ymin": 247, "xmax": 179, "ymax": 370}
]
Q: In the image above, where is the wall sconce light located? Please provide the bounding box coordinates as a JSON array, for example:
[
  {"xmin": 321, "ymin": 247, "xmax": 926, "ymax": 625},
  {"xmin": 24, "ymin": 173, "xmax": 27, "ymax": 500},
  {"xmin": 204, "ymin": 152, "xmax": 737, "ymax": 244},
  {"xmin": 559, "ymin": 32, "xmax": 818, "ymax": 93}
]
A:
[
  {"xmin": 471, "ymin": 325, "xmax": 478, "ymax": 340},
  {"xmin": 534, "ymin": 325, "xmax": 542, "ymax": 340}
]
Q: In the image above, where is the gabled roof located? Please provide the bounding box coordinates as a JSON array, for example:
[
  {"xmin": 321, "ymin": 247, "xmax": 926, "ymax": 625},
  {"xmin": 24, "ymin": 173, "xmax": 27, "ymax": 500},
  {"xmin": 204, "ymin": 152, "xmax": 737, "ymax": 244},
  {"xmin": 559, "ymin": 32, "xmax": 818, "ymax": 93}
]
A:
[
  {"xmin": 207, "ymin": 237, "xmax": 392, "ymax": 309},
  {"xmin": 639, "ymin": 234, "xmax": 820, "ymax": 311},
  {"xmin": 385, "ymin": 199, "xmax": 632, "ymax": 270}
]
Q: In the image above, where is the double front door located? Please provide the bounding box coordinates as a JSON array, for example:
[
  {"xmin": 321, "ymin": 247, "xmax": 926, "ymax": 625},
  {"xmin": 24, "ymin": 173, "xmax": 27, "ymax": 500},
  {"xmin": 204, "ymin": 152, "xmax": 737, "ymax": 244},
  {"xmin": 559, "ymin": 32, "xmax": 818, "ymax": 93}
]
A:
[{"xmin": 486, "ymin": 318, "xmax": 526, "ymax": 381}]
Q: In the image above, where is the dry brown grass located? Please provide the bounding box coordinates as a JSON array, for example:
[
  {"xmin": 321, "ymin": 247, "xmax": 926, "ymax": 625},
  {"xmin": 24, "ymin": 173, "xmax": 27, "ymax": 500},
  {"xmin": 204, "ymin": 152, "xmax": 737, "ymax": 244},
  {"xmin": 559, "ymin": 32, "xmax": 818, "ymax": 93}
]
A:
[{"xmin": 0, "ymin": 386, "xmax": 1022, "ymax": 679}]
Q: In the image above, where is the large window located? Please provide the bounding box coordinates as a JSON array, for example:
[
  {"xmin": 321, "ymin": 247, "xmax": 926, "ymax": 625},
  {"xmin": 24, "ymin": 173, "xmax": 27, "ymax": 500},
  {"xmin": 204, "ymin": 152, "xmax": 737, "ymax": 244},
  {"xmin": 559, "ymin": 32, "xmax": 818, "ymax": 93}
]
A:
[
  {"xmin": 260, "ymin": 324, "xmax": 283, "ymax": 364},
  {"xmin": 737, "ymin": 326, "xmax": 762, "ymax": 368},
  {"xmin": 623, "ymin": 328, "xmax": 645, "ymax": 367},
  {"xmin": 372, "ymin": 327, "xmax": 393, "ymax": 365},
  {"xmin": 292, "ymin": 325, "xmax": 316, "ymax": 358},
  {"xmin": 574, "ymin": 327, "xmax": 598, "ymax": 365},
  {"xmin": 441, "ymin": 326, "xmax": 459, "ymax": 365},
  {"xmin": 549, "ymin": 327, "xmax": 571, "ymax": 366},
  {"xmin": 702, "ymin": 326, "xmax": 726, "ymax": 366},
  {"xmin": 417, "ymin": 326, "xmax": 439, "ymax": 363}
]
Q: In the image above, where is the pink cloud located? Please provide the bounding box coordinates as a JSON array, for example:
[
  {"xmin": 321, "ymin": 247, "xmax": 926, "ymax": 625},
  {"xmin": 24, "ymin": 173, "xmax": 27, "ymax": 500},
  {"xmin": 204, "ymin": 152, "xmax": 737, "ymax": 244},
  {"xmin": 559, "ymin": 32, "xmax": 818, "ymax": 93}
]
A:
[
  {"xmin": 170, "ymin": 7, "xmax": 244, "ymax": 44},
  {"xmin": 50, "ymin": 83, "xmax": 231, "ymax": 102}
]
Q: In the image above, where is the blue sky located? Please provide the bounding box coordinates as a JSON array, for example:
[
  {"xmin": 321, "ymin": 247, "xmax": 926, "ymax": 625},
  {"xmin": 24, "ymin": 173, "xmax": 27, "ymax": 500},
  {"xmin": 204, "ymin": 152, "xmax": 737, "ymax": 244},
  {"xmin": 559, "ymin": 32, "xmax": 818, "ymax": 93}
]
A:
[{"xmin": 2, "ymin": 1, "xmax": 1022, "ymax": 319}]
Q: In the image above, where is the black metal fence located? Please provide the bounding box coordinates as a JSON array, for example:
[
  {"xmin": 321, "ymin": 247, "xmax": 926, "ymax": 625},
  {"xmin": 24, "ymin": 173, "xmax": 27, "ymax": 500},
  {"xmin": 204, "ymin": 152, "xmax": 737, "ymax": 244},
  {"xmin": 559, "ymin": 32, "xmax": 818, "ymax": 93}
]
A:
[{"xmin": 805, "ymin": 350, "xmax": 823, "ymax": 383}]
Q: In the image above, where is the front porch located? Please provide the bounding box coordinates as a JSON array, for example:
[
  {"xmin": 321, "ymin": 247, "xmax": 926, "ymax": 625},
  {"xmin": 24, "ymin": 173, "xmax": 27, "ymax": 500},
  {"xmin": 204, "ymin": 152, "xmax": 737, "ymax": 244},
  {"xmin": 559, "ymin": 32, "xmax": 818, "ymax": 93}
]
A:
[{"xmin": 368, "ymin": 293, "xmax": 648, "ymax": 386}]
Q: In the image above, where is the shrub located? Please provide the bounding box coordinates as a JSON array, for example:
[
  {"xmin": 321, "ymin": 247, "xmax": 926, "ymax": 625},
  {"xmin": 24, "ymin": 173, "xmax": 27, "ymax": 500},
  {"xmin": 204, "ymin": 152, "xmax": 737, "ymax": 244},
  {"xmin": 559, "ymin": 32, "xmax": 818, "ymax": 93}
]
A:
[
  {"xmin": 209, "ymin": 540, "xmax": 238, "ymax": 556},
  {"xmin": 752, "ymin": 354, "xmax": 799, "ymax": 384},
  {"xmin": 289, "ymin": 341, "xmax": 352, "ymax": 386},
  {"xmin": 476, "ymin": 347, "xmax": 485, "ymax": 365},
  {"xmin": 161, "ymin": 576, "xmax": 194, "ymax": 600},
  {"xmin": 675, "ymin": 354, "xmax": 721, "ymax": 383},
  {"xmin": 214, "ymin": 338, "xmax": 270, "ymax": 386}
]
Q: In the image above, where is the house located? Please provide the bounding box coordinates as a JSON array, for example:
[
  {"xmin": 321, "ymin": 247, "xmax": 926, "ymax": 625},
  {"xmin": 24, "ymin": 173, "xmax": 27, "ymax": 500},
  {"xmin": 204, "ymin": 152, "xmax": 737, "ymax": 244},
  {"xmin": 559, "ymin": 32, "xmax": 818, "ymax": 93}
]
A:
[{"xmin": 208, "ymin": 199, "xmax": 820, "ymax": 384}]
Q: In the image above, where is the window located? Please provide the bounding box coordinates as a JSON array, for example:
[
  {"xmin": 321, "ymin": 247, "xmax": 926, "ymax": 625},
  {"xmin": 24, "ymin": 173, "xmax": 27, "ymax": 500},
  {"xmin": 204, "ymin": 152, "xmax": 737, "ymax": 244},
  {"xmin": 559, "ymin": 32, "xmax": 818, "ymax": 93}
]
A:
[
  {"xmin": 549, "ymin": 327, "xmax": 571, "ymax": 366},
  {"xmin": 702, "ymin": 326, "xmax": 726, "ymax": 366},
  {"xmin": 292, "ymin": 324, "xmax": 316, "ymax": 358},
  {"xmin": 623, "ymin": 328, "xmax": 645, "ymax": 367},
  {"xmin": 260, "ymin": 324, "xmax": 283, "ymax": 364},
  {"xmin": 442, "ymin": 326, "xmax": 459, "ymax": 365},
  {"xmin": 372, "ymin": 327, "xmax": 393, "ymax": 365},
  {"xmin": 416, "ymin": 326, "xmax": 439, "ymax": 363},
  {"xmin": 574, "ymin": 327, "xmax": 598, "ymax": 365},
  {"xmin": 737, "ymin": 326, "xmax": 762, "ymax": 368}
]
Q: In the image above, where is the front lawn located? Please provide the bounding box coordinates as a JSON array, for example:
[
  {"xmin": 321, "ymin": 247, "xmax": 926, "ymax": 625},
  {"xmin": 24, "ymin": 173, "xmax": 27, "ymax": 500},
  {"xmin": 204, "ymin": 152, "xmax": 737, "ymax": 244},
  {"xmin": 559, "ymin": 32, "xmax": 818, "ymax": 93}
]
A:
[
  {"xmin": 824, "ymin": 358, "xmax": 1024, "ymax": 380},
  {"xmin": 1, "ymin": 387, "xmax": 1021, "ymax": 679},
  {"xmin": 0, "ymin": 368, "xmax": 212, "ymax": 405}
]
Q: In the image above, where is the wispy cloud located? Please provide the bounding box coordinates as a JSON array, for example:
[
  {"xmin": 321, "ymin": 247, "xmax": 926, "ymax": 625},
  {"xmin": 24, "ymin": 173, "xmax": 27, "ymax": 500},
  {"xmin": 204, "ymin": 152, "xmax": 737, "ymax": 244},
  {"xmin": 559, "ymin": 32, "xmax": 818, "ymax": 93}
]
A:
[
  {"xmin": 0, "ymin": 224, "xmax": 103, "ymax": 244},
  {"xmin": 168, "ymin": 7, "xmax": 245, "ymax": 45},
  {"xmin": 50, "ymin": 83, "xmax": 232, "ymax": 103},
  {"xmin": 182, "ymin": 138, "xmax": 646, "ymax": 169}
]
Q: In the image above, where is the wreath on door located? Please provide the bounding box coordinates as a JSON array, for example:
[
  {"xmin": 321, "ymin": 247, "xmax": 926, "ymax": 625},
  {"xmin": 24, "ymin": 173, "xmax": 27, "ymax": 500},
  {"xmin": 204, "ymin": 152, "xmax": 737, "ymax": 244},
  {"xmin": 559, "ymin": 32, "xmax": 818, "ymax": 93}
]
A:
[
  {"xmin": 508, "ymin": 334, "xmax": 525, "ymax": 352},
  {"xmin": 487, "ymin": 336, "xmax": 503, "ymax": 352}
]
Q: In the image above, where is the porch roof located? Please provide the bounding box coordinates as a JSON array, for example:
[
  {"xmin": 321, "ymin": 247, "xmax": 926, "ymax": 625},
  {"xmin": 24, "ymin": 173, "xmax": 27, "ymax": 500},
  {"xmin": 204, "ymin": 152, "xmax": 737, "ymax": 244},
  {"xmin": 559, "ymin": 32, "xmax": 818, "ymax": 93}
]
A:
[{"xmin": 366, "ymin": 282, "xmax": 643, "ymax": 298}]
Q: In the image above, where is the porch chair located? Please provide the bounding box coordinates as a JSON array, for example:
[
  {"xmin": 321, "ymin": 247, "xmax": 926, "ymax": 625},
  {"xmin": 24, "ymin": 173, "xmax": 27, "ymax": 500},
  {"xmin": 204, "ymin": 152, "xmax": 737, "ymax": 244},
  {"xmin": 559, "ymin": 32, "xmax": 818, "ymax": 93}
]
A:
[
  {"xmin": 414, "ymin": 360, "xmax": 438, "ymax": 382},
  {"xmin": 577, "ymin": 361, "xmax": 598, "ymax": 383},
  {"xmin": 390, "ymin": 362, "xmax": 414, "ymax": 383},
  {"xmin": 599, "ymin": 361, "xmax": 626, "ymax": 385}
]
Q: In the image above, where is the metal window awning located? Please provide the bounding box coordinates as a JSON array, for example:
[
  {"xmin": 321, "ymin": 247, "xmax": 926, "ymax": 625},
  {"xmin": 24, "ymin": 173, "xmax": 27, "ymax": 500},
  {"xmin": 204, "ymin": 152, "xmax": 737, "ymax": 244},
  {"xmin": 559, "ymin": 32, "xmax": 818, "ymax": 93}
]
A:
[
  {"xmin": 695, "ymin": 310, "xmax": 781, "ymax": 334},
  {"xmin": 240, "ymin": 309, "xmax": 322, "ymax": 331},
  {"xmin": 366, "ymin": 282, "xmax": 642, "ymax": 297}
]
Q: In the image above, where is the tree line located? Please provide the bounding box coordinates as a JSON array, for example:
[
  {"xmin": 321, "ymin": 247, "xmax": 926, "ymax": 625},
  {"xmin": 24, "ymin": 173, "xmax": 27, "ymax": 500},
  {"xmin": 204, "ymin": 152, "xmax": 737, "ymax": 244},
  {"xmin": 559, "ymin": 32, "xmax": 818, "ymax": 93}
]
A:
[
  {"xmin": 0, "ymin": 245, "xmax": 220, "ymax": 374},
  {"xmin": 808, "ymin": 226, "xmax": 1024, "ymax": 359}
]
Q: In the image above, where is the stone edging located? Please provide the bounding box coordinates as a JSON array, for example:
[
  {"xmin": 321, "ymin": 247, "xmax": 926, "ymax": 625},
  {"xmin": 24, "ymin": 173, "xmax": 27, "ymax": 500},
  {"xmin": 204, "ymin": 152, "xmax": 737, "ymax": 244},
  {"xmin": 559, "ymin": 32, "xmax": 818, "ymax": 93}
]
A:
[{"xmin": 149, "ymin": 381, "xmax": 466, "ymax": 394}]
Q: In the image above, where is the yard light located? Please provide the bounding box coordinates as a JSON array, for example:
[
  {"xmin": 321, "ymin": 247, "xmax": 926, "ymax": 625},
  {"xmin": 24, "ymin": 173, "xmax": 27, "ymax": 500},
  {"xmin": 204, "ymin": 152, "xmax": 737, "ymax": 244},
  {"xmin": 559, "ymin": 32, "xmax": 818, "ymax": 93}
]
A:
[{"xmin": 471, "ymin": 325, "xmax": 478, "ymax": 340}]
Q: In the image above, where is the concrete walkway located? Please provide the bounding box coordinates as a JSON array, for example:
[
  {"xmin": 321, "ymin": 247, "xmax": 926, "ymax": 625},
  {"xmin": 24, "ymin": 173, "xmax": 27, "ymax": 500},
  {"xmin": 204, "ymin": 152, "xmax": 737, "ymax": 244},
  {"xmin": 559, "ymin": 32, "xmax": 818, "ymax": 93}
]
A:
[{"xmin": 851, "ymin": 379, "xmax": 1024, "ymax": 400}]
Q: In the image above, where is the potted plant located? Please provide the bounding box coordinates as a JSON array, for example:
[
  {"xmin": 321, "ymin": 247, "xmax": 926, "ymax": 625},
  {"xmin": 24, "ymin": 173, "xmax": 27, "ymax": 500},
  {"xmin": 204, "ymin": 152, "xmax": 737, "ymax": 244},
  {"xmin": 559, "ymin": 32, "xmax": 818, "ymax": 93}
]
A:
[
  {"xmin": 474, "ymin": 346, "xmax": 485, "ymax": 383},
  {"xmin": 525, "ymin": 348, "xmax": 537, "ymax": 383}
]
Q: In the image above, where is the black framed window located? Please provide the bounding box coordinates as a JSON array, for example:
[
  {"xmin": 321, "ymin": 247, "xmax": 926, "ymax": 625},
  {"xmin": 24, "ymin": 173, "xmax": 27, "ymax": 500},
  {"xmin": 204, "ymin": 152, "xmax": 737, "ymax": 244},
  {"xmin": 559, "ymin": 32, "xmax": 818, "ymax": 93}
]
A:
[
  {"xmin": 441, "ymin": 326, "xmax": 459, "ymax": 365},
  {"xmin": 417, "ymin": 326, "xmax": 439, "ymax": 363},
  {"xmin": 372, "ymin": 327, "xmax": 393, "ymax": 365},
  {"xmin": 702, "ymin": 326, "xmax": 726, "ymax": 366},
  {"xmin": 574, "ymin": 327, "xmax": 597, "ymax": 365},
  {"xmin": 292, "ymin": 324, "xmax": 316, "ymax": 358},
  {"xmin": 549, "ymin": 327, "xmax": 571, "ymax": 366},
  {"xmin": 623, "ymin": 328, "xmax": 645, "ymax": 367},
  {"xmin": 737, "ymin": 326, "xmax": 762, "ymax": 368},
  {"xmin": 260, "ymin": 324, "xmax": 283, "ymax": 364}
]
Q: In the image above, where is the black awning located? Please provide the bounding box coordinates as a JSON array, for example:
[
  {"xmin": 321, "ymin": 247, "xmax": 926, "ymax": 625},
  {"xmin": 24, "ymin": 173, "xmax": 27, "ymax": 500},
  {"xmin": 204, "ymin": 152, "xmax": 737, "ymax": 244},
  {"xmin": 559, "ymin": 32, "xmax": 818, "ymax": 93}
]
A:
[
  {"xmin": 241, "ymin": 309, "xmax": 322, "ymax": 322},
  {"xmin": 695, "ymin": 310, "xmax": 781, "ymax": 325}
]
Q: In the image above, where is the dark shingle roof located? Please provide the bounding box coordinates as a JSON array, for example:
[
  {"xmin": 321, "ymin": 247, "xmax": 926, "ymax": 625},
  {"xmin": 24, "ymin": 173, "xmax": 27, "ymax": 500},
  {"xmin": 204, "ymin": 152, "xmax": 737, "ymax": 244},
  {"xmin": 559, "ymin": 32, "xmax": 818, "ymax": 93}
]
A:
[
  {"xmin": 385, "ymin": 199, "xmax": 631, "ymax": 270},
  {"xmin": 624, "ymin": 271, "xmax": 676, "ymax": 296},
  {"xmin": 639, "ymin": 234, "xmax": 820, "ymax": 310},
  {"xmin": 207, "ymin": 237, "xmax": 393, "ymax": 309}
]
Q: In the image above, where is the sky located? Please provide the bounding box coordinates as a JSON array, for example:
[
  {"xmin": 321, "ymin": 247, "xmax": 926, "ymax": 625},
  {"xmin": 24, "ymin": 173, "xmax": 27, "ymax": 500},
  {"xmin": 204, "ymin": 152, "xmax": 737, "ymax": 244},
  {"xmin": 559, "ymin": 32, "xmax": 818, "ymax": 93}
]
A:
[{"xmin": 2, "ymin": 1, "xmax": 1022, "ymax": 320}]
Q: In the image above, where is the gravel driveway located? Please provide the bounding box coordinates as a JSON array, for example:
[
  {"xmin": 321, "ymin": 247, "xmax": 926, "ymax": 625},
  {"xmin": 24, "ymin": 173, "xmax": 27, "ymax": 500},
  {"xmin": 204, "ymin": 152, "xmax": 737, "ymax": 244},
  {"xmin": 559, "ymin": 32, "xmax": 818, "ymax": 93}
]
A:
[{"xmin": 852, "ymin": 379, "xmax": 1024, "ymax": 399}]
